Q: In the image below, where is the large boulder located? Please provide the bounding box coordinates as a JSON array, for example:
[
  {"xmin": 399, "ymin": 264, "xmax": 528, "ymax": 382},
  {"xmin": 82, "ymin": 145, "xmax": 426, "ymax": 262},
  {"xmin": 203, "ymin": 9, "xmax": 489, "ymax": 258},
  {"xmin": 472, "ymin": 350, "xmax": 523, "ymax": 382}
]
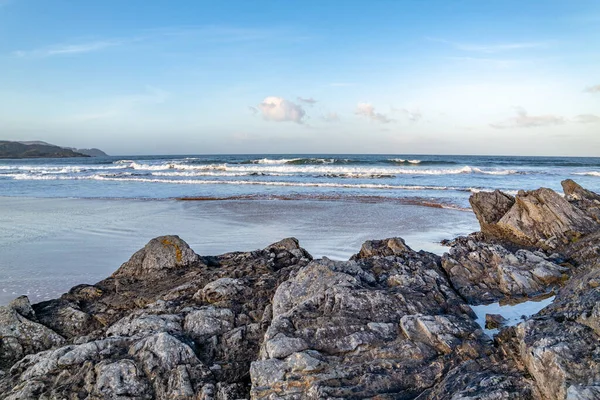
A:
[
  {"xmin": 470, "ymin": 187, "xmax": 599, "ymax": 250},
  {"xmin": 441, "ymin": 235, "xmax": 569, "ymax": 304},
  {"xmin": 113, "ymin": 235, "xmax": 201, "ymax": 278}
]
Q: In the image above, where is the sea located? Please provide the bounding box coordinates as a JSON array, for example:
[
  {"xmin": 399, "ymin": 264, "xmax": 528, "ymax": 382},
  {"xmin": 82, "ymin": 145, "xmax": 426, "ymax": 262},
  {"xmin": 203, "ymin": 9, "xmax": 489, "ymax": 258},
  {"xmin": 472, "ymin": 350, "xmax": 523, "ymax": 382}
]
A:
[
  {"xmin": 1, "ymin": 154, "xmax": 599, "ymax": 208},
  {"xmin": 1, "ymin": 154, "xmax": 599, "ymax": 305}
]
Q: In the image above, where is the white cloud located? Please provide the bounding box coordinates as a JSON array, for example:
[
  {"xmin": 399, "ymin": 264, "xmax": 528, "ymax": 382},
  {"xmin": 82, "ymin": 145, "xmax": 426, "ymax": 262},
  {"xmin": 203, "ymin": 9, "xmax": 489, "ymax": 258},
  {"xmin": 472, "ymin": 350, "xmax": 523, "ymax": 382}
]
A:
[
  {"xmin": 573, "ymin": 114, "xmax": 600, "ymax": 124},
  {"xmin": 584, "ymin": 85, "xmax": 600, "ymax": 93},
  {"xmin": 14, "ymin": 40, "xmax": 123, "ymax": 58},
  {"xmin": 297, "ymin": 97, "xmax": 317, "ymax": 105},
  {"xmin": 490, "ymin": 107, "xmax": 565, "ymax": 129},
  {"xmin": 321, "ymin": 112, "xmax": 340, "ymax": 122},
  {"xmin": 355, "ymin": 103, "xmax": 392, "ymax": 123},
  {"xmin": 258, "ymin": 96, "xmax": 306, "ymax": 124}
]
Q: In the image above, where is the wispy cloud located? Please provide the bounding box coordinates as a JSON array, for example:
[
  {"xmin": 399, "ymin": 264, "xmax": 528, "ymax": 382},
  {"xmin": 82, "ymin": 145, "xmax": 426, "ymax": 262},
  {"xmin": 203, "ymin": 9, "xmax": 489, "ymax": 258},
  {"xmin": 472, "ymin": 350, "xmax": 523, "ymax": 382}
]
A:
[
  {"xmin": 392, "ymin": 107, "xmax": 422, "ymax": 122},
  {"xmin": 14, "ymin": 40, "xmax": 125, "ymax": 58},
  {"xmin": 321, "ymin": 112, "xmax": 340, "ymax": 122},
  {"xmin": 490, "ymin": 107, "xmax": 565, "ymax": 129},
  {"xmin": 429, "ymin": 38, "xmax": 549, "ymax": 53},
  {"xmin": 446, "ymin": 56, "xmax": 527, "ymax": 68},
  {"xmin": 573, "ymin": 114, "xmax": 600, "ymax": 124},
  {"xmin": 297, "ymin": 97, "xmax": 317, "ymax": 105},
  {"xmin": 69, "ymin": 86, "xmax": 169, "ymax": 122},
  {"xmin": 355, "ymin": 103, "xmax": 392, "ymax": 123},
  {"xmin": 584, "ymin": 84, "xmax": 600, "ymax": 93},
  {"xmin": 12, "ymin": 25, "xmax": 302, "ymax": 59}
]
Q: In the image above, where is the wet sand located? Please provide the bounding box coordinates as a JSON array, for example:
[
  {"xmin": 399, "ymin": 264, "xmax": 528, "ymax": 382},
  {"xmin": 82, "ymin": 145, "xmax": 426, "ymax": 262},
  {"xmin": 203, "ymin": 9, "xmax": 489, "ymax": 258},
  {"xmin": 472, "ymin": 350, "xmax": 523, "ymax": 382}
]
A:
[{"xmin": 0, "ymin": 196, "xmax": 478, "ymax": 304}]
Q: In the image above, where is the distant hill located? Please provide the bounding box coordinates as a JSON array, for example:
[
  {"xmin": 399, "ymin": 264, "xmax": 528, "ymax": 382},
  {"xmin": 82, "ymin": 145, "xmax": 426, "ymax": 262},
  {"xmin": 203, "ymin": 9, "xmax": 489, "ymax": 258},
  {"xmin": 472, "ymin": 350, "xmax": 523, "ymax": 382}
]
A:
[
  {"xmin": 0, "ymin": 141, "xmax": 90, "ymax": 159},
  {"xmin": 63, "ymin": 147, "xmax": 108, "ymax": 157},
  {"xmin": 13, "ymin": 141, "xmax": 108, "ymax": 157}
]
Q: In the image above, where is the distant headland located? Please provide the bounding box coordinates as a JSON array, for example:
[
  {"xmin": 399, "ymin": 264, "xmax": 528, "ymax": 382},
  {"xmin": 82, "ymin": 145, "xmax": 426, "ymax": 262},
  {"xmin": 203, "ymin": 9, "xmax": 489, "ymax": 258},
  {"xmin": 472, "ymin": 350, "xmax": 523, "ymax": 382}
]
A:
[{"xmin": 0, "ymin": 140, "xmax": 108, "ymax": 159}]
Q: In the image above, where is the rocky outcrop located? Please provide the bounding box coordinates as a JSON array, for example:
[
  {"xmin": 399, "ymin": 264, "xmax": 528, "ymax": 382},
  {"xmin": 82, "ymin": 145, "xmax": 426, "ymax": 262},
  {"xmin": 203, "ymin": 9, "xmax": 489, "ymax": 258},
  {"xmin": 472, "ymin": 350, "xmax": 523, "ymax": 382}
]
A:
[
  {"xmin": 563, "ymin": 179, "xmax": 600, "ymax": 223},
  {"xmin": 441, "ymin": 234, "xmax": 568, "ymax": 304},
  {"xmin": 470, "ymin": 186, "xmax": 598, "ymax": 250},
  {"xmin": 251, "ymin": 242, "xmax": 536, "ymax": 399},
  {"xmin": 2, "ymin": 180, "xmax": 600, "ymax": 399},
  {"xmin": 0, "ymin": 236, "xmax": 312, "ymax": 399}
]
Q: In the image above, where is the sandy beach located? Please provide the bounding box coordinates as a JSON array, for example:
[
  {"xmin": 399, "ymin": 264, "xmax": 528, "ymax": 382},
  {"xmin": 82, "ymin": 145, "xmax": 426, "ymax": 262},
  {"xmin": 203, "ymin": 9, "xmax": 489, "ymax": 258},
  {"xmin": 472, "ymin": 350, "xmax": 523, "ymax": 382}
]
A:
[{"xmin": 0, "ymin": 196, "xmax": 477, "ymax": 305}]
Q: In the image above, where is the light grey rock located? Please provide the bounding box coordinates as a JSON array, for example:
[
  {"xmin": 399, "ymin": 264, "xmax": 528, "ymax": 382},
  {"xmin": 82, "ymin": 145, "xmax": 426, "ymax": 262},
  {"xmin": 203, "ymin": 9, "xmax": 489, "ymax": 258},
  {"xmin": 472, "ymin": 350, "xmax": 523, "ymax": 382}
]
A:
[
  {"xmin": 199, "ymin": 278, "xmax": 248, "ymax": 304},
  {"xmin": 0, "ymin": 305, "xmax": 65, "ymax": 369},
  {"xmin": 183, "ymin": 306, "xmax": 234, "ymax": 339},
  {"xmin": 442, "ymin": 236, "xmax": 568, "ymax": 304},
  {"xmin": 8, "ymin": 296, "xmax": 35, "ymax": 320},
  {"xmin": 113, "ymin": 235, "xmax": 200, "ymax": 278},
  {"xmin": 562, "ymin": 179, "xmax": 600, "ymax": 223},
  {"xmin": 470, "ymin": 187, "xmax": 599, "ymax": 249},
  {"xmin": 107, "ymin": 313, "xmax": 183, "ymax": 338},
  {"xmin": 88, "ymin": 359, "xmax": 151, "ymax": 399}
]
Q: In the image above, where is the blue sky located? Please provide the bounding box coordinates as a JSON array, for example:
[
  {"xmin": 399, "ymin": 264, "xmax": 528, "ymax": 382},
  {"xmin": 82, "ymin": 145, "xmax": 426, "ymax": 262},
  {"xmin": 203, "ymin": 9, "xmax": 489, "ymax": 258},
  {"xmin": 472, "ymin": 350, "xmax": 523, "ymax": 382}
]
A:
[{"xmin": 1, "ymin": 0, "xmax": 599, "ymax": 155}]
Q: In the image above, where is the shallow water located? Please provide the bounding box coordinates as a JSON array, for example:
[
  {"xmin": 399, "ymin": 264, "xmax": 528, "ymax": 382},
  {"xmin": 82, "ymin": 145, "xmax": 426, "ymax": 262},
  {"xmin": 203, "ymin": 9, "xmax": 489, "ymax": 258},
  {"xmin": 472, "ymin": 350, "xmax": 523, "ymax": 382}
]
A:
[
  {"xmin": 471, "ymin": 296, "xmax": 556, "ymax": 337},
  {"xmin": 0, "ymin": 196, "xmax": 477, "ymax": 305}
]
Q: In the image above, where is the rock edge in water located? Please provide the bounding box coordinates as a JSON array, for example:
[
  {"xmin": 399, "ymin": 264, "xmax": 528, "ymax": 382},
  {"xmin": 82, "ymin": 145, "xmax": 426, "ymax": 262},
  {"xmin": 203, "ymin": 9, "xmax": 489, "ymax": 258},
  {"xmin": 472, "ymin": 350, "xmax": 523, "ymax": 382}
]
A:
[{"xmin": 0, "ymin": 179, "xmax": 599, "ymax": 399}]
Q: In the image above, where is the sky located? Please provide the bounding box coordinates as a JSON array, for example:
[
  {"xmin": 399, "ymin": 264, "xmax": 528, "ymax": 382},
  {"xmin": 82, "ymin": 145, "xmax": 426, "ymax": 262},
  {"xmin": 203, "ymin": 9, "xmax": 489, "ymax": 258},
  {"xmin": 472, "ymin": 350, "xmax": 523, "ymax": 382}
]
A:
[{"xmin": 0, "ymin": 0, "xmax": 599, "ymax": 156}]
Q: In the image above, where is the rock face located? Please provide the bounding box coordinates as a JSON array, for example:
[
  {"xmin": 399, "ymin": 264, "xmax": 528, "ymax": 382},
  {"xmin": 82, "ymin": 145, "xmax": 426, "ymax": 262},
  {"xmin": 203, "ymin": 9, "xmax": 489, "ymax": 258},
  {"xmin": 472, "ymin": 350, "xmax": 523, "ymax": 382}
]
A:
[
  {"xmin": 470, "ymin": 186, "xmax": 598, "ymax": 250},
  {"xmin": 251, "ymin": 240, "xmax": 536, "ymax": 399},
  {"xmin": 1, "ymin": 180, "xmax": 600, "ymax": 399},
  {"xmin": 563, "ymin": 179, "xmax": 600, "ymax": 223},
  {"xmin": 441, "ymin": 234, "xmax": 568, "ymax": 304}
]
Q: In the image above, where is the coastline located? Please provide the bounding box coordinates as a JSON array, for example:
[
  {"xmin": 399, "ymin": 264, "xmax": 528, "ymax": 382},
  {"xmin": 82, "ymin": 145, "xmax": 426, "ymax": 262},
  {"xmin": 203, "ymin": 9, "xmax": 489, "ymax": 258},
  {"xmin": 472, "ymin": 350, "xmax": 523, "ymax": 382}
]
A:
[{"xmin": 0, "ymin": 179, "xmax": 599, "ymax": 398}]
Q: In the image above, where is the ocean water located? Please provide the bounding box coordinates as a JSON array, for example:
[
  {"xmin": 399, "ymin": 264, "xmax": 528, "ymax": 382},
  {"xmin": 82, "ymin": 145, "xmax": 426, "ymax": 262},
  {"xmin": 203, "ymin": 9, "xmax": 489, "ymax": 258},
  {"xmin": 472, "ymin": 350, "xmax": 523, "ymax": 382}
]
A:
[{"xmin": 1, "ymin": 154, "xmax": 599, "ymax": 208}]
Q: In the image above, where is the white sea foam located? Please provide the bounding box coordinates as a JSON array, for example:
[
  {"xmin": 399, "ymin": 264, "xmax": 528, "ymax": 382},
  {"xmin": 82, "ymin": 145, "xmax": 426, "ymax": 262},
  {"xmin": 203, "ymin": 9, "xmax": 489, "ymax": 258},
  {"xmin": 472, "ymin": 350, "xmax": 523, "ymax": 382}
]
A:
[
  {"xmin": 574, "ymin": 171, "xmax": 600, "ymax": 177},
  {"xmin": 255, "ymin": 158, "xmax": 302, "ymax": 164},
  {"xmin": 16, "ymin": 174, "xmax": 477, "ymax": 193},
  {"xmin": 121, "ymin": 162, "xmax": 518, "ymax": 176}
]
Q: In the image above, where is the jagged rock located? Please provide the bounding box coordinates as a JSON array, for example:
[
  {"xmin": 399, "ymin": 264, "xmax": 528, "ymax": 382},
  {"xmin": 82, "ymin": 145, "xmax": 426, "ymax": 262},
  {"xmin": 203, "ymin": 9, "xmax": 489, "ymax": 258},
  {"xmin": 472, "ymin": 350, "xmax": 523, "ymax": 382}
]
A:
[
  {"xmin": 0, "ymin": 304, "xmax": 65, "ymax": 369},
  {"xmin": 470, "ymin": 187, "xmax": 599, "ymax": 249},
  {"xmin": 113, "ymin": 235, "xmax": 201, "ymax": 278},
  {"xmin": 485, "ymin": 313, "xmax": 507, "ymax": 329},
  {"xmin": 441, "ymin": 235, "xmax": 568, "ymax": 304},
  {"xmin": 106, "ymin": 312, "xmax": 184, "ymax": 338},
  {"xmin": 499, "ymin": 318, "xmax": 600, "ymax": 400},
  {"xmin": 351, "ymin": 237, "xmax": 413, "ymax": 259},
  {"xmin": 1, "ymin": 237, "xmax": 312, "ymax": 399},
  {"xmin": 8, "ymin": 296, "xmax": 36, "ymax": 320},
  {"xmin": 418, "ymin": 359, "xmax": 539, "ymax": 399},
  {"xmin": 88, "ymin": 359, "xmax": 152, "ymax": 399},
  {"xmin": 469, "ymin": 190, "xmax": 516, "ymax": 237},
  {"xmin": 251, "ymin": 242, "xmax": 493, "ymax": 399},
  {"xmin": 562, "ymin": 179, "xmax": 600, "ymax": 223},
  {"xmin": 199, "ymin": 278, "xmax": 248, "ymax": 305}
]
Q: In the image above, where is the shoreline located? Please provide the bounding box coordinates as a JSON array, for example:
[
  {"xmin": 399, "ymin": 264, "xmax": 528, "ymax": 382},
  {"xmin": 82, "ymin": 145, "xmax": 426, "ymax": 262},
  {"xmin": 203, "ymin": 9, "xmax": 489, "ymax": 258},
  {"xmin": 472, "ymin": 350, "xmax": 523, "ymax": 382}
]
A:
[
  {"xmin": 0, "ymin": 180, "xmax": 599, "ymax": 398},
  {"xmin": 0, "ymin": 196, "xmax": 477, "ymax": 305}
]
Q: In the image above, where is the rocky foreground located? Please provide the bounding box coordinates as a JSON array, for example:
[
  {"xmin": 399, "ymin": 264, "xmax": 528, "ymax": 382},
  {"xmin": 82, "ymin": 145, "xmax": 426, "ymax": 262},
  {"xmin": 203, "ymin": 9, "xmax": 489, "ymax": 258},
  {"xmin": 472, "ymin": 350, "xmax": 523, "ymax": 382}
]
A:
[{"xmin": 1, "ymin": 179, "xmax": 599, "ymax": 399}]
